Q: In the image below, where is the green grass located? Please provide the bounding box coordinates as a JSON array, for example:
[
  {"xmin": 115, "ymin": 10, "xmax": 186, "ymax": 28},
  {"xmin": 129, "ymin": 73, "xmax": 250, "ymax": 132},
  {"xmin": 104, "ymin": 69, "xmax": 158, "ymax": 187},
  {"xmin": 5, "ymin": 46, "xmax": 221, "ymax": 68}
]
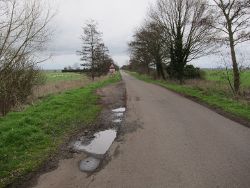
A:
[
  {"xmin": 204, "ymin": 69, "xmax": 250, "ymax": 88},
  {"xmin": 44, "ymin": 72, "xmax": 86, "ymax": 83},
  {"xmin": 128, "ymin": 71, "xmax": 250, "ymax": 122},
  {"xmin": 0, "ymin": 73, "xmax": 121, "ymax": 187}
]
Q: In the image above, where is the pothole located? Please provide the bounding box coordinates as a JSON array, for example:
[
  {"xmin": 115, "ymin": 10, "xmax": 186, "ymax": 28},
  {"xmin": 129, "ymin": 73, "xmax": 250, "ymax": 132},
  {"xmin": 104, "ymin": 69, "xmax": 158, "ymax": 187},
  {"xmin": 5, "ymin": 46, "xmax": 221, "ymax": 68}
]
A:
[{"xmin": 79, "ymin": 157, "xmax": 101, "ymax": 172}]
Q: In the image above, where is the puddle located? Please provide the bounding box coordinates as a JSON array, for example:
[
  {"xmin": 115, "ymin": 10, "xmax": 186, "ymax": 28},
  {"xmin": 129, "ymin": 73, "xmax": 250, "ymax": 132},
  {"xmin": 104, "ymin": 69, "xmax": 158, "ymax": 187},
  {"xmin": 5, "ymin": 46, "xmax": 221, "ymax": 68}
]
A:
[
  {"xmin": 73, "ymin": 107, "xmax": 126, "ymax": 173},
  {"xmin": 79, "ymin": 157, "xmax": 101, "ymax": 172},
  {"xmin": 113, "ymin": 119, "xmax": 122, "ymax": 123},
  {"xmin": 112, "ymin": 107, "xmax": 126, "ymax": 113},
  {"xmin": 114, "ymin": 112, "xmax": 124, "ymax": 117},
  {"xmin": 74, "ymin": 129, "xmax": 117, "ymax": 156}
]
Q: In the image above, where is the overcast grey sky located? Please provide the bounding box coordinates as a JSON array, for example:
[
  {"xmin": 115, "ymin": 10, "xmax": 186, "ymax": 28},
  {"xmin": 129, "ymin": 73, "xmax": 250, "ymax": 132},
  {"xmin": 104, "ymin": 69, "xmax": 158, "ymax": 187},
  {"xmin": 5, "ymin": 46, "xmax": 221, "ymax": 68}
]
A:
[
  {"xmin": 41, "ymin": 0, "xmax": 156, "ymax": 69},
  {"xmin": 41, "ymin": 0, "xmax": 249, "ymax": 70}
]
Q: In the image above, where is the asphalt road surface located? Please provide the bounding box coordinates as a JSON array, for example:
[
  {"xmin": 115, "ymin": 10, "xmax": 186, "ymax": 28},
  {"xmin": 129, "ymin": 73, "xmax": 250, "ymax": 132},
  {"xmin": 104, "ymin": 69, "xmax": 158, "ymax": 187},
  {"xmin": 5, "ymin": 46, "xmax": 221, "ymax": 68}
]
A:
[{"xmin": 34, "ymin": 71, "xmax": 250, "ymax": 188}]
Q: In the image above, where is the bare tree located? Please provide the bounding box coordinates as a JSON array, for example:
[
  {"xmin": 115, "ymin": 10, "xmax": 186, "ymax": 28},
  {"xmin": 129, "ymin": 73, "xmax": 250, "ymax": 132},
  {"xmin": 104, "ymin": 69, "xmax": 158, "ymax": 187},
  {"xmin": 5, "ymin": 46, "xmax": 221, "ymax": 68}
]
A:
[
  {"xmin": 129, "ymin": 20, "xmax": 168, "ymax": 79},
  {"xmin": 0, "ymin": 0, "xmax": 54, "ymax": 116},
  {"xmin": 211, "ymin": 0, "xmax": 250, "ymax": 94},
  {"xmin": 151, "ymin": 0, "xmax": 216, "ymax": 82},
  {"xmin": 128, "ymin": 25, "xmax": 154, "ymax": 75},
  {"xmin": 77, "ymin": 20, "xmax": 104, "ymax": 80}
]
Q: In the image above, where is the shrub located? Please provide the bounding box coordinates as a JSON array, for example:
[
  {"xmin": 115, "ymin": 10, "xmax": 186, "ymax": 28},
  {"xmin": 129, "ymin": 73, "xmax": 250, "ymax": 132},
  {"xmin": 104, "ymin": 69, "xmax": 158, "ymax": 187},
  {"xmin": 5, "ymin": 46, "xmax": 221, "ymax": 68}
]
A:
[{"xmin": 184, "ymin": 65, "xmax": 203, "ymax": 79}]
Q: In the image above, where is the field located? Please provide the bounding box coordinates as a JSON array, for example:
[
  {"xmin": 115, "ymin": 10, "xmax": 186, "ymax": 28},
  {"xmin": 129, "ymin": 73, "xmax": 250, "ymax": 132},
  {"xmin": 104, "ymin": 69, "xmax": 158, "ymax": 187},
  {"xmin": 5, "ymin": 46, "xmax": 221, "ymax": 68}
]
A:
[
  {"xmin": 43, "ymin": 71, "xmax": 86, "ymax": 83},
  {"xmin": 204, "ymin": 70, "xmax": 250, "ymax": 88},
  {"xmin": 0, "ymin": 73, "xmax": 121, "ymax": 187},
  {"xmin": 30, "ymin": 72, "xmax": 91, "ymax": 101}
]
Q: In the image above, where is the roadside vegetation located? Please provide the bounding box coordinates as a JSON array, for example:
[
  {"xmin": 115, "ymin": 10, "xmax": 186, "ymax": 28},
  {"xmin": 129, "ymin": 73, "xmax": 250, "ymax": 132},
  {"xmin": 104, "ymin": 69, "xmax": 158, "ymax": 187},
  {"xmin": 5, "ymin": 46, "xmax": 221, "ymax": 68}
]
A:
[
  {"xmin": 0, "ymin": 2, "xmax": 120, "ymax": 186},
  {"xmin": 123, "ymin": 0, "xmax": 250, "ymax": 122},
  {"xmin": 0, "ymin": 73, "xmax": 121, "ymax": 187},
  {"xmin": 125, "ymin": 0, "xmax": 250, "ymax": 96},
  {"xmin": 127, "ymin": 71, "xmax": 250, "ymax": 122},
  {"xmin": 0, "ymin": 0, "xmax": 54, "ymax": 116}
]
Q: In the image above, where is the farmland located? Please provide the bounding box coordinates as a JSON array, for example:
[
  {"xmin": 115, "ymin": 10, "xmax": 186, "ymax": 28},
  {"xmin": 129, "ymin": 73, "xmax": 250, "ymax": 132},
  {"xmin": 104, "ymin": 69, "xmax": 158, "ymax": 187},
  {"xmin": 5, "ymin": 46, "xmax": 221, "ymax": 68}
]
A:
[
  {"xmin": 44, "ymin": 71, "xmax": 86, "ymax": 83},
  {"xmin": 30, "ymin": 72, "xmax": 91, "ymax": 101},
  {"xmin": 204, "ymin": 70, "xmax": 250, "ymax": 89}
]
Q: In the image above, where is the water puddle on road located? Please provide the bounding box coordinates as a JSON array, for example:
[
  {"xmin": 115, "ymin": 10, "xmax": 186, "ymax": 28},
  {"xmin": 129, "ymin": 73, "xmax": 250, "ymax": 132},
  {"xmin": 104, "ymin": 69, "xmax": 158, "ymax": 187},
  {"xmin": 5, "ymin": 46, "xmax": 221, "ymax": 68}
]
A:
[
  {"xmin": 74, "ymin": 129, "xmax": 117, "ymax": 156},
  {"xmin": 112, "ymin": 107, "xmax": 126, "ymax": 124},
  {"xmin": 114, "ymin": 112, "xmax": 124, "ymax": 117},
  {"xmin": 113, "ymin": 119, "xmax": 122, "ymax": 123},
  {"xmin": 74, "ymin": 107, "xmax": 126, "ymax": 173},
  {"xmin": 112, "ymin": 107, "xmax": 126, "ymax": 113}
]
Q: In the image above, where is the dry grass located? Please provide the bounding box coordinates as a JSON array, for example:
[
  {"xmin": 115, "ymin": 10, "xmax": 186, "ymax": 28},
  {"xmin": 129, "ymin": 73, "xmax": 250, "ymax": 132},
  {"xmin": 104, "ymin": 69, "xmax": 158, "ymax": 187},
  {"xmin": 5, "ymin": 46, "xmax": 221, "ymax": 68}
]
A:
[
  {"xmin": 5, "ymin": 76, "xmax": 109, "ymax": 114},
  {"xmin": 1, "ymin": 75, "xmax": 109, "ymax": 115},
  {"xmin": 185, "ymin": 79, "xmax": 250, "ymax": 104},
  {"xmin": 32, "ymin": 80, "xmax": 90, "ymax": 99},
  {"xmin": 30, "ymin": 76, "xmax": 107, "ymax": 101}
]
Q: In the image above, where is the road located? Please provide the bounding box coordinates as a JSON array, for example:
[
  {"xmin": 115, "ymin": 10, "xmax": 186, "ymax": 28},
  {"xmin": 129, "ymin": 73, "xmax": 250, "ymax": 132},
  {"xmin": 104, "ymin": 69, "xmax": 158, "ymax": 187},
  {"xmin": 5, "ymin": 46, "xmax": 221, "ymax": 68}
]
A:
[{"xmin": 34, "ymin": 71, "xmax": 250, "ymax": 188}]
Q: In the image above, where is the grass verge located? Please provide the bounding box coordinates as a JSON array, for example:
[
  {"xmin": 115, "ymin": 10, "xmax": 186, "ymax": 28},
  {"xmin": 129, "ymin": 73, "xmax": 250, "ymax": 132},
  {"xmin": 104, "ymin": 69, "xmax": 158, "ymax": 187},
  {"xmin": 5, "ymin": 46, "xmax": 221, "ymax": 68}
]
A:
[
  {"xmin": 0, "ymin": 73, "xmax": 121, "ymax": 187},
  {"xmin": 128, "ymin": 71, "xmax": 250, "ymax": 123}
]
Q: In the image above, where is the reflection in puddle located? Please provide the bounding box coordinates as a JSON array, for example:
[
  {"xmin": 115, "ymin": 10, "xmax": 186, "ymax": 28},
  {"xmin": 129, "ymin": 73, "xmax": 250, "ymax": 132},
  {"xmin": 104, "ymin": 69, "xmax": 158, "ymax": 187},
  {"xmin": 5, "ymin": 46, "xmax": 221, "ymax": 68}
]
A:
[
  {"xmin": 79, "ymin": 157, "xmax": 100, "ymax": 172},
  {"xmin": 113, "ymin": 119, "xmax": 122, "ymax": 123},
  {"xmin": 112, "ymin": 107, "xmax": 125, "ymax": 124},
  {"xmin": 112, "ymin": 107, "xmax": 126, "ymax": 113},
  {"xmin": 74, "ymin": 130, "xmax": 117, "ymax": 155}
]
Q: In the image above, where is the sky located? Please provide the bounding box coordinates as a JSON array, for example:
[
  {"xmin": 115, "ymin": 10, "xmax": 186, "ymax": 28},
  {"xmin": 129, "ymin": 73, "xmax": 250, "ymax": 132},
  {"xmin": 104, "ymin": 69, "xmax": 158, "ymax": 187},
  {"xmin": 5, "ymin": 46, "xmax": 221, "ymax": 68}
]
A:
[
  {"xmin": 41, "ymin": 0, "xmax": 156, "ymax": 70},
  {"xmin": 40, "ymin": 0, "xmax": 250, "ymax": 70}
]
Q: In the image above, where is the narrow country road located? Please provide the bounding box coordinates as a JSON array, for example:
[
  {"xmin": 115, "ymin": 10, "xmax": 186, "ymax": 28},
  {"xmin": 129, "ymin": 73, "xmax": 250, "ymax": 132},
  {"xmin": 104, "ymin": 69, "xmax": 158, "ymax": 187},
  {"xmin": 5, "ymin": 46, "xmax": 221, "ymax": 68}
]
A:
[{"xmin": 35, "ymin": 71, "xmax": 250, "ymax": 188}]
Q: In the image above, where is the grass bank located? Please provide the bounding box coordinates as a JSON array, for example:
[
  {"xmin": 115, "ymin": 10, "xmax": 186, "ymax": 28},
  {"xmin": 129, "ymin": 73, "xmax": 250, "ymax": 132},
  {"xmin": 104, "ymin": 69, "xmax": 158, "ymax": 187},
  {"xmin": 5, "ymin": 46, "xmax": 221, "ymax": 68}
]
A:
[
  {"xmin": 128, "ymin": 71, "xmax": 250, "ymax": 123},
  {"xmin": 0, "ymin": 73, "xmax": 121, "ymax": 187}
]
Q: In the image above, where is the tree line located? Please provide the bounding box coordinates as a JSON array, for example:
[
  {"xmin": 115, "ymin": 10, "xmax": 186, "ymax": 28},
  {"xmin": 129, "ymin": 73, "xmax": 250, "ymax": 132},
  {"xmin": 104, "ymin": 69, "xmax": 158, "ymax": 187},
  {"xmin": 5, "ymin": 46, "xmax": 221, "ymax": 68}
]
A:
[{"xmin": 126, "ymin": 0, "xmax": 250, "ymax": 95}]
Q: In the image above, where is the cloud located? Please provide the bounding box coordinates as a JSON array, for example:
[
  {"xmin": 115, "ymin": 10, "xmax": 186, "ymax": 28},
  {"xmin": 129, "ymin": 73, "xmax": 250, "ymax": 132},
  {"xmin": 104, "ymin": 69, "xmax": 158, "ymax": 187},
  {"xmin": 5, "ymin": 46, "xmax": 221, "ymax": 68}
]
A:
[
  {"xmin": 41, "ymin": 0, "xmax": 250, "ymax": 69},
  {"xmin": 41, "ymin": 0, "xmax": 156, "ymax": 68}
]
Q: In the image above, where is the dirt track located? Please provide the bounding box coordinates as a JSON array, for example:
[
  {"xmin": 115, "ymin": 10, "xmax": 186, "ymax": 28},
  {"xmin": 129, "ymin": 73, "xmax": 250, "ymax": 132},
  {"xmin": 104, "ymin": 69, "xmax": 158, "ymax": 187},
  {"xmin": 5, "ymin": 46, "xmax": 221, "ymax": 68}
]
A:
[{"xmin": 33, "ymin": 71, "xmax": 250, "ymax": 188}]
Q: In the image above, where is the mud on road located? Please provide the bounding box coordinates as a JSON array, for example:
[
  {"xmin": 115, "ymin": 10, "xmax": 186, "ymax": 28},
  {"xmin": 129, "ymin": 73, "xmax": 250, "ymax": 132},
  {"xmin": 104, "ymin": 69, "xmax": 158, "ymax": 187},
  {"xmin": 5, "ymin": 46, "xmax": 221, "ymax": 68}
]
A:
[{"xmin": 8, "ymin": 81, "xmax": 126, "ymax": 188}]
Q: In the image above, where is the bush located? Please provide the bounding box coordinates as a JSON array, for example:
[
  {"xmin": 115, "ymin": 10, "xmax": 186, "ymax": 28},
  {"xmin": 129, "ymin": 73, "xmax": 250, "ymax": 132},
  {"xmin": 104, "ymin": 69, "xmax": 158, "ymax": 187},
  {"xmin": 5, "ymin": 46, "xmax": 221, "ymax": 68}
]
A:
[
  {"xmin": 0, "ymin": 58, "xmax": 45, "ymax": 116},
  {"xmin": 184, "ymin": 65, "xmax": 204, "ymax": 79}
]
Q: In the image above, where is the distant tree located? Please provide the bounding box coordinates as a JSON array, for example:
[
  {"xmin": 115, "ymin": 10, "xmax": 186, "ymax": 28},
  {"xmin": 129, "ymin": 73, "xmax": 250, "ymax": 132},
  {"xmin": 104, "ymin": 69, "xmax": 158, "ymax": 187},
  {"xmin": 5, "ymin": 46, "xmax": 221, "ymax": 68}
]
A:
[
  {"xmin": 94, "ymin": 43, "xmax": 112, "ymax": 76},
  {"xmin": 211, "ymin": 0, "xmax": 250, "ymax": 94},
  {"xmin": 73, "ymin": 63, "xmax": 80, "ymax": 70},
  {"xmin": 77, "ymin": 20, "xmax": 113, "ymax": 79},
  {"xmin": 129, "ymin": 30, "xmax": 154, "ymax": 75},
  {"xmin": 129, "ymin": 20, "xmax": 168, "ymax": 79}
]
